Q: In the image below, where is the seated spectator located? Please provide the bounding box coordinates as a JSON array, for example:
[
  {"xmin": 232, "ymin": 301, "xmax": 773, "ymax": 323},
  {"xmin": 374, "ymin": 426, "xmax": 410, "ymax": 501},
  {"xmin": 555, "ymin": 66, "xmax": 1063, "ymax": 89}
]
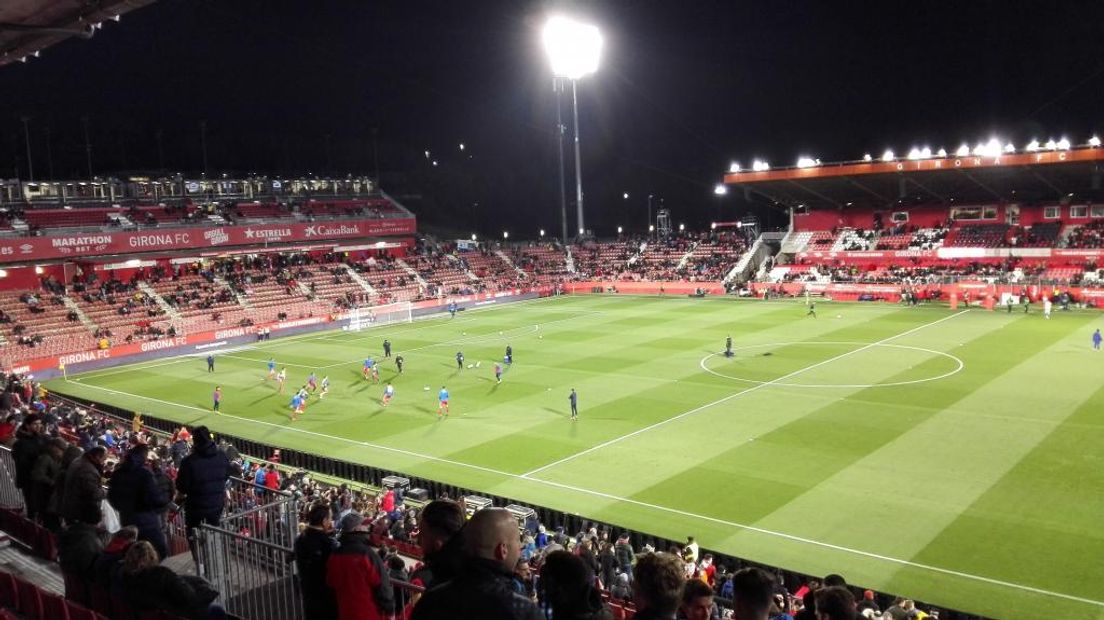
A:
[
  {"xmin": 631, "ymin": 552, "xmax": 686, "ymax": 620},
  {"xmin": 93, "ymin": 526, "xmax": 139, "ymax": 590},
  {"xmin": 118, "ymin": 540, "xmax": 226, "ymax": 620},
  {"xmin": 679, "ymin": 578, "xmax": 718, "ymax": 620},
  {"xmin": 58, "ymin": 520, "xmax": 105, "ymax": 583},
  {"xmin": 813, "ymin": 587, "xmax": 856, "ymax": 620},
  {"xmin": 412, "ymin": 507, "xmax": 542, "ymax": 620},
  {"xmin": 540, "ymin": 550, "xmax": 612, "ymax": 620},
  {"xmin": 727, "ymin": 567, "xmax": 776, "ymax": 620}
]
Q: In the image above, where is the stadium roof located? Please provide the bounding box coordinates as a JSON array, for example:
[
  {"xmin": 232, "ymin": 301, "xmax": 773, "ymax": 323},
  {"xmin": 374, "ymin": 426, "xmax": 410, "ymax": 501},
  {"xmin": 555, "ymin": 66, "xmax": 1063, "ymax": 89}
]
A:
[
  {"xmin": 723, "ymin": 147, "xmax": 1104, "ymax": 211},
  {"xmin": 0, "ymin": 0, "xmax": 154, "ymax": 68}
]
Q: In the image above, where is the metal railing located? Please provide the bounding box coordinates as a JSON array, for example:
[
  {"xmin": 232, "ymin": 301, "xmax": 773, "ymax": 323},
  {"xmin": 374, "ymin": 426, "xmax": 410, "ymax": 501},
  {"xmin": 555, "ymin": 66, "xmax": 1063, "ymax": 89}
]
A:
[
  {"xmin": 197, "ymin": 524, "xmax": 302, "ymax": 620},
  {"xmin": 0, "ymin": 446, "xmax": 24, "ymax": 511}
]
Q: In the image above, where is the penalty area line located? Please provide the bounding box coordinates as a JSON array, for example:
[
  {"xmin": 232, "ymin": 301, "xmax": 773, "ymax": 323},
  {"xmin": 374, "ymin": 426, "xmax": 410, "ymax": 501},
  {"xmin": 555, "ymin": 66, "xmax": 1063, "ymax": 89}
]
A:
[{"xmin": 53, "ymin": 375, "xmax": 1104, "ymax": 609}]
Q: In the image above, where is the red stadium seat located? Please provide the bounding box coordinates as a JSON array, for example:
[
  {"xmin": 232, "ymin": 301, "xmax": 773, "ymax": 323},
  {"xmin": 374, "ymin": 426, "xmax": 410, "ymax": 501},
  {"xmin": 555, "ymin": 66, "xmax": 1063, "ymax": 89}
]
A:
[
  {"xmin": 63, "ymin": 570, "xmax": 90, "ymax": 606},
  {"xmin": 65, "ymin": 599, "xmax": 111, "ymax": 620},
  {"xmin": 41, "ymin": 590, "xmax": 71, "ymax": 620},
  {"xmin": 0, "ymin": 570, "xmax": 15, "ymax": 607},
  {"xmin": 12, "ymin": 574, "xmax": 42, "ymax": 619}
]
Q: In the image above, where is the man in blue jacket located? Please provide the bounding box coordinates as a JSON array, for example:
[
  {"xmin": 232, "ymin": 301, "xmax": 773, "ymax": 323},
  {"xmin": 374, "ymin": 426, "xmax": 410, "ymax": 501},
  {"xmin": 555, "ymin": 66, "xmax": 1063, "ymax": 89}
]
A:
[{"xmin": 107, "ymin": 443, "xmax": 170, "ymax": 558}]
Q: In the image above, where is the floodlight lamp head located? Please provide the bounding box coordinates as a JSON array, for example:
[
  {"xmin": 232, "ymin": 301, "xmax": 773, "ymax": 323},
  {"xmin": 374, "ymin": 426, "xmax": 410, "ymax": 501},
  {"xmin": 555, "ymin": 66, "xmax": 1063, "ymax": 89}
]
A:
[
  {"xmin": 543, "ymin": 16, "xmax": 603, "ymax": 80},
  {"xmin": 713, "ymin": 184, "xmax": 728, "ymax": 195}
]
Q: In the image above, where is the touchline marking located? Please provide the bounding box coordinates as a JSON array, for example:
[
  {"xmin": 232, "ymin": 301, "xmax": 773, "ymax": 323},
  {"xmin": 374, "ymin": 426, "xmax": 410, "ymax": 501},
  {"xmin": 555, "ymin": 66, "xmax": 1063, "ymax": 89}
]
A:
[
  {"xmin": 520, "ymin": 310, "xmax": 970, "ymax": 478},
  {"xmin": 58, "ymin": 373, "xmax": 1104, "ymax": 609}
]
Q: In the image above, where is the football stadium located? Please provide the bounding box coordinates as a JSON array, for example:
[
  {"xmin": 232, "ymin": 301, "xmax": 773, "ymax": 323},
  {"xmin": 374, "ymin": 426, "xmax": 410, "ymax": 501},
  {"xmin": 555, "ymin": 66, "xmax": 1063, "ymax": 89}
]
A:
[{"xmin": 0, "ymin": 3, "xmax": 1102, "ymax": 620}]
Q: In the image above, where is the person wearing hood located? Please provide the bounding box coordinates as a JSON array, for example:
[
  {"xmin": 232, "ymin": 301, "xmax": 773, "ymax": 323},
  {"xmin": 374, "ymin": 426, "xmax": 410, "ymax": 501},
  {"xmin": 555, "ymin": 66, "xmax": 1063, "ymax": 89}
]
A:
[
  {"xmin": 108, "ymin": 443, "xmax": 171, "ymax": 558},
  {"xmin": 175, "ymin": 426, "xmax": 232, "ymax": 563},
  {"xmin": 540, "ymin": 550, "xmax": 614, "ymax": 620},
  {"xmin": 47, "ymin": 444, "xmax": 84, "ymax": 532},
  {"xmin": 326, "ymin": 512, "xmax": 395, "ymax": 620},
  {"xmin": 12, "ymin": 413, "xmax": 47, "ymax": 519}
]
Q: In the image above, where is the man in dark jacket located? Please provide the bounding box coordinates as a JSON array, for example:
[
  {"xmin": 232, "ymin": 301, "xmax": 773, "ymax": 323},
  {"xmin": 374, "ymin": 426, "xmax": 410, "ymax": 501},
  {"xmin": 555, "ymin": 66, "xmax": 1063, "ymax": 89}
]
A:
[
  {"xmin": 108, "ymin": 444, "xmax": 170, "ymax": 558},
  {"xmin": 409, "ymin": 499, "xmax": 465, "ymax": 592},
  {"xmin": 62, "ymin": 446, "xmax": 107, "ymax": 525},
  {"xmin": 175, "ymin": 426, "xmax": 231, "ymax": 564},
  {"xmin": 326, "ymin": 512, "xmax": 395, "ymax": 620},
  {"xmin": 294, "ymin": 502, "xmax": 338, "ymax": 620},
  {"xmin": 11, "ymin": 413, "xmax": 46, "ymax": 519},
  {"xmin": 412, "ymin": 507, "xmax": 543, "ymax": 620}
]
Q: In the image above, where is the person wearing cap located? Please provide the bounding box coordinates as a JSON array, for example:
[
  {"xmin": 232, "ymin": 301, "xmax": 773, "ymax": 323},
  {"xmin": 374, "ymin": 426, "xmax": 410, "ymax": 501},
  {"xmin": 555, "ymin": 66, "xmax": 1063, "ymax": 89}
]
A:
[
  {"xmin": 175, "ymin": 426, "xmax": 232, "ymax": 564},
  {"xmin": 108, "ymin": 443, "xmax": 171, "ymax": 558},
  {"xmin": 326, "ymin": 511, "xmax": 395, "ymax": 620},
  {"xmin": 856, "ymin": 590, "xmax": 880, "ymax": 616}
]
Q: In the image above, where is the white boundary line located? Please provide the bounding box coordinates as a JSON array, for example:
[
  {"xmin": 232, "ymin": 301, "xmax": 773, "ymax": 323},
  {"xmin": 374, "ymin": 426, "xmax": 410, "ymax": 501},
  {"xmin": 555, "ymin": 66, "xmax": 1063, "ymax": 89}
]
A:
[
  {"xmin": 57, "ymin": 368, "xmax": 1104, "ymax": 609},
  {"xmin": 520, "ymin": 310, "xmax": 970, "ymax": 478},
  {"xmin": 698, "ymin": 341, "xmax": 965, "ymax": 389}
]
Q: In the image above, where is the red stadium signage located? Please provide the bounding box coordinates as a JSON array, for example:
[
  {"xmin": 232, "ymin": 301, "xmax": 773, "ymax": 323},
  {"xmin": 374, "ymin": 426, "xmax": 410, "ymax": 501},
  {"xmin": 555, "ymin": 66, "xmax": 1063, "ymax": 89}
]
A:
[{"xmin": 0, "ymin": 217, "xmax": 416, "ymax": 263}]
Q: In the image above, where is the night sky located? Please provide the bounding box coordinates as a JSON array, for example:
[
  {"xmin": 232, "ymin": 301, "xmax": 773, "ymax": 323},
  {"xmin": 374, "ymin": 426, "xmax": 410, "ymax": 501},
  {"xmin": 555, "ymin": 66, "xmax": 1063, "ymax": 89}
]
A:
[{"xmin": 1, "ymin": 0, "xmax": 1102, "ymax": 237}]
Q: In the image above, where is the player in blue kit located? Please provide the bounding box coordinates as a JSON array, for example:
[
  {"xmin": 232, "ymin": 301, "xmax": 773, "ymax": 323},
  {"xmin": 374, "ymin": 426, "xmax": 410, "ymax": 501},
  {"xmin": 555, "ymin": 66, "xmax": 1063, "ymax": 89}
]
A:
[
  {"xmin": 438, "ymin": 386, "xmax": 450, "ymax": 419},
  {"xmin": 1094, "ymin": 329, "xmax": 1102, "ymax": 351},
  {"xmin": 363, "ymin": 357, "xmax": 375, "ymax": 380},
  {"xmin": 266, "ymin": 358, "xmax": 277, "ymax": 380},
  {"xmin": 290, "ymin": 393, "xmax": 304, "ymax": 421}
]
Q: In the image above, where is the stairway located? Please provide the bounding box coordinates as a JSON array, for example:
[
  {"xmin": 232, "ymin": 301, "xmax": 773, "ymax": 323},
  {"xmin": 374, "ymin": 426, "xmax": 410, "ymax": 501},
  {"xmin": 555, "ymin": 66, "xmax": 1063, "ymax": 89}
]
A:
[
  {"xmin": 676, "ymin": 242, "xmax": 700, "ymax": 271},
  {"xmin": 213, "ymin": 275, "xmax": 251, "ymax": 309},
  {"xmin": 448, "ymin": 254, "xmax": 480, "ymax": 282},
  {"xmin": 396, "ymin": 258, "xmax": 428, "ymax": 287},
  {"xmin": 495, "ymin": 249, "xmax": 529, "ymax": 278},
  {"xmin": 138, "ymin": 282, "xmax": 182, "ymax": 321},
  {"xmin": 61, "ymin": 296, "xmax": 99, "ymax": 333},
  {"xmin": 342, "ymin": 264, "xmax": 377, "ymax": 295}
]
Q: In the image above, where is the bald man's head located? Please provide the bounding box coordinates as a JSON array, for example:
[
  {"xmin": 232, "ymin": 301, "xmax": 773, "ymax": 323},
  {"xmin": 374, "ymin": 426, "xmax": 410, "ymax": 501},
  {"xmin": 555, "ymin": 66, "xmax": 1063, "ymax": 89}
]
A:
[{"xmin": 463, "ymin": 508, "xmax": 521, "ymax": 570}]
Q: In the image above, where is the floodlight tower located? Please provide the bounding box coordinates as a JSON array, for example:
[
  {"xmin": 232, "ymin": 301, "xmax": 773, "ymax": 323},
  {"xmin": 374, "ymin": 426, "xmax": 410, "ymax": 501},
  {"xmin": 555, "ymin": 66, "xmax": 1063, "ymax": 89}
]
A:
[{"xmin": 543, "ymin": 16, "xmax": 602, "ymax": 240}]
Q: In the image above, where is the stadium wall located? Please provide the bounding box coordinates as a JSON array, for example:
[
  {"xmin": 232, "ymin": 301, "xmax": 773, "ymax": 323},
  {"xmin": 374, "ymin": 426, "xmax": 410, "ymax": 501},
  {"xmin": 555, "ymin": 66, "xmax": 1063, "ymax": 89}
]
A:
[
  {"xmin": 4, "ymin": 288, "xmax": 552, "ymax": 378},
  {"xmin": 750, "ymin": 281, "xmax": 1104, "ymax": 304}
]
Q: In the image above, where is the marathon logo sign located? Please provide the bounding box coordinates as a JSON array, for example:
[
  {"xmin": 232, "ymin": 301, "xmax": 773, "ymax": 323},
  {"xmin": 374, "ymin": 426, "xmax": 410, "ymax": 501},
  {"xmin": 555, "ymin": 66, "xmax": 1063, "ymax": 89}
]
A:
[{"xmin": 50, "ymin": 234, "xmax": 113, "ymax": 255}]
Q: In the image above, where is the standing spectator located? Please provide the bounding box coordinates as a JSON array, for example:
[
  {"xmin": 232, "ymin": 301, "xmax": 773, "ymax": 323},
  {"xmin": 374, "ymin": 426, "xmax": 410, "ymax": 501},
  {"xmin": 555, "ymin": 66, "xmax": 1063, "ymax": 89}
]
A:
[
  {"xmin": 295, "ymin": 502, "xmax": 338, "ymax": 619},
  {"xmin": 683, "ymin": 537, "xmax": 699, "ymax": 563},
  {"xmin": 409, "ymin": 499, "xmax": 465, "ymax": 591},
  {"xmin": 263, "ymin": 463, "xmax": 280, "ymax": 491},
  {"xmin": 412, "ymin": 507, "xmax": 542, "ymax": 620},
  {"xmin": 175, "ymin": 426, "xmax": 232, "ymax": 564},
  {"xmin": 46, "ymin": 445, "xmax": 83, "ymax": 531},
  {"xmin": 170, "ymin": 433, "xmax": 189, "ymax": 468},
  {"xmin": 326, "ymin": 512, "xmax": 394, "ymax": 620},
  {"xmin": 813, "ymin": 587, "xmax": 856, "ymax": 620},
  {"xmin": 540, "ymin": 550, "xmax": 612, "ymax": 620},
  {"xmin": 631, "ymin": 552, "xmax": 686, "ymax": 620},
  {"xmin": 679, "ymin": 579, "xmax": 719, "ymax": 620},
  {"xmin": 62, "ymin": 446, "xmax": 107, "ymax": 525},
  {"xmin": 598, "ymin": 541, "xmax": 617, "ymax": 590},
  {"xmin": 12, "ymin": 413, "xmax": 47, "ymax": 519},
  {"xmin": 614, "ymin": 533, "xmax": 635, "ymax": 581},
  {"xmin": 30, "ymin": 438, "xmax": 66, "ymax": 529},
  {"xmin": 108, "ymin": 443, "xmax": 171, "ymax": 558}
]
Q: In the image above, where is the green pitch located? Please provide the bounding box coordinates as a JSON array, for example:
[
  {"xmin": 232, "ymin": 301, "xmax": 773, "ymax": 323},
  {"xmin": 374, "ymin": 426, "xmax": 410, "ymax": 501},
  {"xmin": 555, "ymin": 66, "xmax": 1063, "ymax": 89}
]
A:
[{"xmin": 47, "ymin": 295, "xmax": 1104, "ymax": 619}]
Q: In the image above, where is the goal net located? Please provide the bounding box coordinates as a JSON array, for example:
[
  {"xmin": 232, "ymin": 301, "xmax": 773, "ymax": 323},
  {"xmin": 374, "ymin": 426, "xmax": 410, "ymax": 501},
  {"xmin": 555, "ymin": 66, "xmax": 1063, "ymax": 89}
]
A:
[{"xmin": 348, "ymin": 301, "xmax": 413, "ymax": 331}]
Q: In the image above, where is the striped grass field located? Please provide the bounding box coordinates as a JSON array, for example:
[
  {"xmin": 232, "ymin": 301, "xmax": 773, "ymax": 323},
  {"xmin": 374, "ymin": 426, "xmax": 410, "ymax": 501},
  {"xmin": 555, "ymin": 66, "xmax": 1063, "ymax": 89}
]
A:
[{"xmin": 47, "ymin": 295, "xmax": 1104, "ymax": 619}]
